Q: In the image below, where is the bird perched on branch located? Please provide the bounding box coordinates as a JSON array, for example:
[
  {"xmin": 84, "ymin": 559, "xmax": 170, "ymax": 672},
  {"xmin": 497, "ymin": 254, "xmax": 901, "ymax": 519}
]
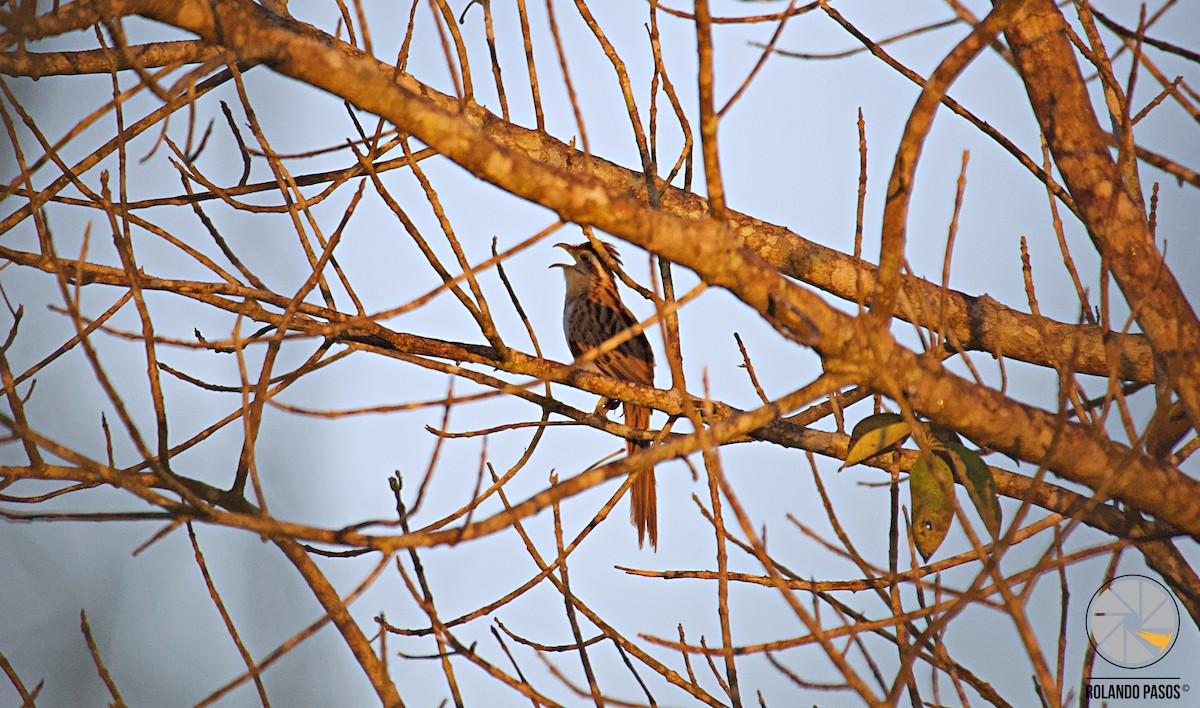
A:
[{"xmin": 552, "ymin": 241, "xmax": 658, "ymax": 548}]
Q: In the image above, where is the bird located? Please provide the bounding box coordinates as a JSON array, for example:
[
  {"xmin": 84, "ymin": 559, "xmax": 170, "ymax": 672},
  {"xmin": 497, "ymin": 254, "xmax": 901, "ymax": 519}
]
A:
[{"xmin": 552, "ymin": 240, "xmax": 658, "ymax": 548}]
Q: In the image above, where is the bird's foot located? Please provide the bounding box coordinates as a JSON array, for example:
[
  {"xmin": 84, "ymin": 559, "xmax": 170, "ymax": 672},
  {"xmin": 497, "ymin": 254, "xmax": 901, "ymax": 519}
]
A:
[{"xmin": 593, "ymin": 396, "xmax": 619, "ymax": 415}]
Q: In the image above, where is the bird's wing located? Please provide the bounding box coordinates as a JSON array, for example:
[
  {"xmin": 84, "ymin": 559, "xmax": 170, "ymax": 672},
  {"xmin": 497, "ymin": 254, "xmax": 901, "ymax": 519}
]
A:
[
  {"xmin": 568, "ymin": 298, "xmax": 654, "ymax": 385},
  {"xmin": 596, "ymin": 341, "xmax": 654, "ymax": 387}
]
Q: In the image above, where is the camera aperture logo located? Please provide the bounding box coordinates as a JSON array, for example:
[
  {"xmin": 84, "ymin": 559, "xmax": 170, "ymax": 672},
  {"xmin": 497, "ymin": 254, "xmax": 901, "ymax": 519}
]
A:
[
  {"xmin": 1085, "ymin": 574, "xmax": 1189, "ymax": 703},
  {"xmin": 1087, "ymin": 574, "xmax": 1179, "ymax": 668}
]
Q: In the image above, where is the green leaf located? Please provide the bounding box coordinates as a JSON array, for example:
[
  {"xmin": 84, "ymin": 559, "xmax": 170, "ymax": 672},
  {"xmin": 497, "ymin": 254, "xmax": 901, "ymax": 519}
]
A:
[
  {"xmin": 842, "ymin": 413, "xmax": 911, "ymax": 469},
  {"xmin": 945, "ymin": 443, "xmax": 1003, "ymax": 538},
  {"xmin": 910, "ymin": 453, "xmax": 954, "ymax": 560}
]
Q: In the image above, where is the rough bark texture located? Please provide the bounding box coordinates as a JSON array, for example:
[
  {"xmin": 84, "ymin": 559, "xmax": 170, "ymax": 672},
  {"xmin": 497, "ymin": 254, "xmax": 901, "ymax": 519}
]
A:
[{"xmin": 1003, "ymin": 0, "xmax": 1200, "ymax": 427}]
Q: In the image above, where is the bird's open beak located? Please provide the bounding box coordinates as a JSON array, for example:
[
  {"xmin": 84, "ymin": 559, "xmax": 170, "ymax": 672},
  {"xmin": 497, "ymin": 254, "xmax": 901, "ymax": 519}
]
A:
[{"xmin": 549, "ymin": 242, "xmax": 576, "ymax": 269}]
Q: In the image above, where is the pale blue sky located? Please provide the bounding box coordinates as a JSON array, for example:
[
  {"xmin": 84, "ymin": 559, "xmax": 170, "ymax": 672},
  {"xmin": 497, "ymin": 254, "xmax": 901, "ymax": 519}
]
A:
[{"xmin": 2, "ymin": 1, "xmax": 1199, "ymax": 705}]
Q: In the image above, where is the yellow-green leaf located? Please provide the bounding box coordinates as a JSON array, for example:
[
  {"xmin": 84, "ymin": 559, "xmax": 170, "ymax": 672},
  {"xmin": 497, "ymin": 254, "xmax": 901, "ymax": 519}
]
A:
[
  {"xmin": 911, "ymin": 453, "xmax": 954, "ymax": 560},
  {"xmin": 842, "ymin": 413, "xmax": 911, "ymax": 469}
]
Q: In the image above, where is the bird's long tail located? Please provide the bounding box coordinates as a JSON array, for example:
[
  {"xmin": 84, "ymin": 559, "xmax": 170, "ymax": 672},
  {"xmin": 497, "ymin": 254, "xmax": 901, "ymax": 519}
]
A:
[{"xmin": 625, "ymin": 403, "xmax": 657, "ymax": 549}]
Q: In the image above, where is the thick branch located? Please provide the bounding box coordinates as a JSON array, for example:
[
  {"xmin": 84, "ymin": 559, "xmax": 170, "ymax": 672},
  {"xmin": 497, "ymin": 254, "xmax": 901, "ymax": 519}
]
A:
[
  {"xmin": 0, "ymin": 41, "xmax": 222, "ymax": 78},
  {"xmin": 1003, "ymin": 0, "xmax": 1200, "ymax": 427},
  {"xmin": 0, "ymin": 0, "xmax": 1154, "ymax": 384}
]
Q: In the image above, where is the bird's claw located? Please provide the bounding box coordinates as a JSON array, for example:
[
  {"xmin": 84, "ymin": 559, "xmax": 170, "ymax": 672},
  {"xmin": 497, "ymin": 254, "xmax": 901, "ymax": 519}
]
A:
[{"xmin": 593, "ymin": 396, "xmax": 619, "ymax": 415}]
